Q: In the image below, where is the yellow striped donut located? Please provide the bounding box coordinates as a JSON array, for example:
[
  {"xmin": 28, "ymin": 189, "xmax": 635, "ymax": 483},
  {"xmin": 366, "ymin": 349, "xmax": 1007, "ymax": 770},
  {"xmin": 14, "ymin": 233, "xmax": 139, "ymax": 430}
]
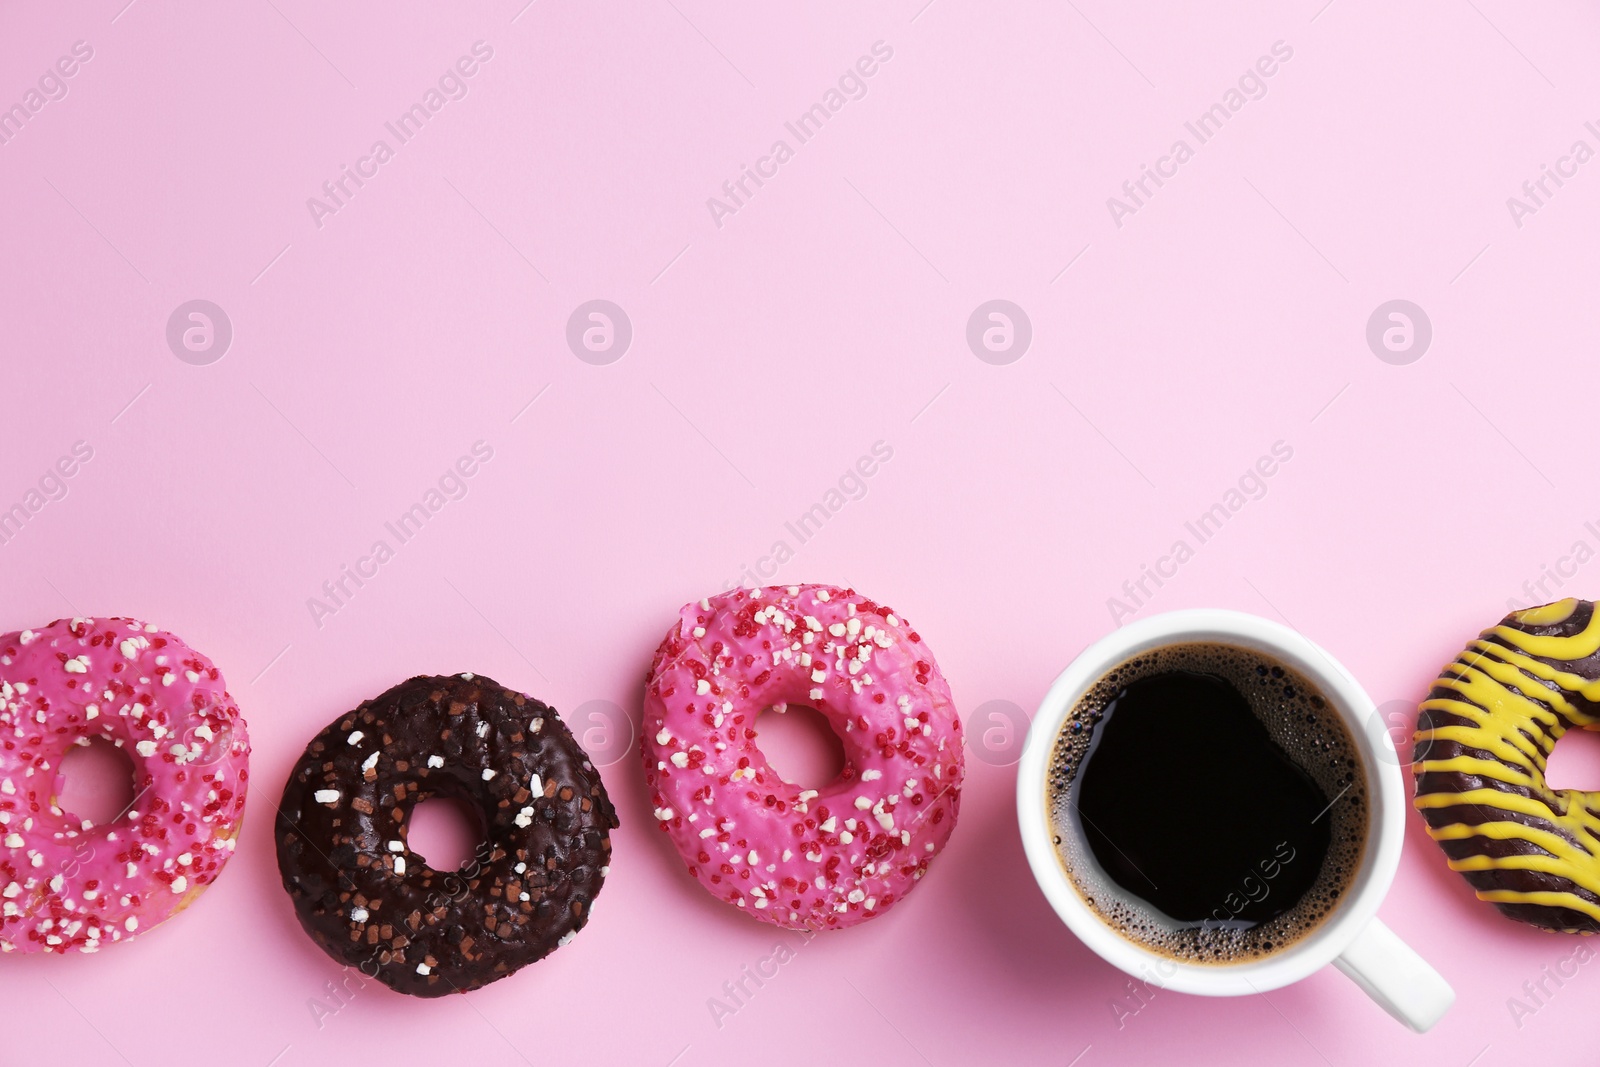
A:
[{"xmin": 1413, "ymin": 598, "xmax": 1600, "ymax": 933}]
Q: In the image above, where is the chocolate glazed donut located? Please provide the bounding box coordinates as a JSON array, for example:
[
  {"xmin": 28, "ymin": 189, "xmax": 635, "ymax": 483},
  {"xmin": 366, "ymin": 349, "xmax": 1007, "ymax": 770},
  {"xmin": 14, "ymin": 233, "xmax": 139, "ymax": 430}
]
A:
[
  {"xmin": 276, "ymin": 674, "xmax": 618, "ymax": 995},
  {"xmin": 1414, "ymin": 599, "xmax": 1600, "ymax": 933}
]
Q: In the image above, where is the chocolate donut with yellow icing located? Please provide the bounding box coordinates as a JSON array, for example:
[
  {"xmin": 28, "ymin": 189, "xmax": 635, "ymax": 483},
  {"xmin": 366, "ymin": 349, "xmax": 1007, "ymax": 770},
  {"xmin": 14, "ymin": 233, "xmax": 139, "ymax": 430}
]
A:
[{"xmin": 1414, "ymin": 598, "xmax": 1600, "ymax": 932}]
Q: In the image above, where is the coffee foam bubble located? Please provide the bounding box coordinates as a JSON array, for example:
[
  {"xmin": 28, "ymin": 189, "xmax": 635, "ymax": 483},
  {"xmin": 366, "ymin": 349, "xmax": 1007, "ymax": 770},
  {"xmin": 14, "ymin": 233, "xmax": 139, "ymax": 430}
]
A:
[{"xmin": 1046, "ymin": 642, "xmax": 1367, "ymax": 965}]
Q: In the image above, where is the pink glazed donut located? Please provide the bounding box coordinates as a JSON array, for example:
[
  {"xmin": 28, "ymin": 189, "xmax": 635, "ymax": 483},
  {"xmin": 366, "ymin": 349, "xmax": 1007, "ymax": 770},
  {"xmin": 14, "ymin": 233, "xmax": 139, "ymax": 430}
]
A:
[
  {"xmin": 642, "ymin": 584, "xmax": 963, "ymax": 929},
  {"xmin": 0, "ymin": 618, "xmax": 249, "ymax": 953}
]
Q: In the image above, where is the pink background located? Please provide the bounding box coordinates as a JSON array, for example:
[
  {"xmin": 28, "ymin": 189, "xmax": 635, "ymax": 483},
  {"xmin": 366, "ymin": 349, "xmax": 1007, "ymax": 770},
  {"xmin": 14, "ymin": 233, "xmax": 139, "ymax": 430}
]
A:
[{"xmin": 3, "ymin": 0, "xmax": 1600, "ymax": 1063}]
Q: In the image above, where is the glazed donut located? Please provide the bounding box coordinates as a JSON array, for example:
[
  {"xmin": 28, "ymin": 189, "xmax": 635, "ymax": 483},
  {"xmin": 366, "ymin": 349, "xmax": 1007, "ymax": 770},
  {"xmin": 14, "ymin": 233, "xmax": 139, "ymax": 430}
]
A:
[
  {"xmin": 1414, "ymin": 598, "xmax": 1600, "ymax": 932},
  {"xmin": 642, "ymin": 584, "xmax": 963, "ymax": 929},
  {"xmin": 276, "ymin": 674, "xmax": 618, "ymax": 996},
  {"xmin": 0, "ymin": 617, "xmax": 250, "ymax": 953}
]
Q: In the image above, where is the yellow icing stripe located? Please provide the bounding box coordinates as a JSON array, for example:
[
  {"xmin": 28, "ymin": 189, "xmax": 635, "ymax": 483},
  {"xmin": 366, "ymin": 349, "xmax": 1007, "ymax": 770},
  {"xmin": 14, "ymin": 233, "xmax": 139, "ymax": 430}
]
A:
[
  {"xmin": 1413, "ymin": 756, "xmax": 1535, "ymax": 788},
  {"xmin": 1416, "ymin": 721, "xmax": 1547, "ymax": 768},
  {"xmin": 1490, "ymin": 607, "xmax": 1600, "ymax": 662},
  {"xmin": 1512, "ymin": 599, "xmax": 1581, "ymax": 626},
  {"xmin": 1414, "ymin": 788, "xmax": 1561, "ymax": 821},
  {"xmin": 1448, "ymin": 854, "xmax": 1585, "ymax": 876},
  {"xmin": 1425, "ymin": 819, "xmax": 1591, "ymax": 864},
  {"xmin": 1470, "ymin": 640, "xmax": 1600, "ymax": 718},
  {"xmin": 1435, "ymin": 668, "xmax": 1560, "ymax": 728},
  {"xmin": 1478, "ymin": 889, "xmax": 1600, "ymax": 924}
]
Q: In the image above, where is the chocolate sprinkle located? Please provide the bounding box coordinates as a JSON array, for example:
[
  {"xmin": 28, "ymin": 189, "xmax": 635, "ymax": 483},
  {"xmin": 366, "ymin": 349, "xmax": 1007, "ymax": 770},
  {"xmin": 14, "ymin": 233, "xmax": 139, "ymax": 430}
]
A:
[{"xmin": 275, "ymin": 674, "xmax": 618, "ymax": 996}]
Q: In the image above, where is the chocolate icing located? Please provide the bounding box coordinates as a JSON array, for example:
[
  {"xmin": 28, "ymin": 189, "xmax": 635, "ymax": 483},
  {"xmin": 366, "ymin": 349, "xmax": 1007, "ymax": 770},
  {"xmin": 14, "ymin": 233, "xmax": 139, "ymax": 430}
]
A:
[
  {"xmin": 275, "ymin": 674, "xmax": 617, "ymax": 995},
  {"xmin": 1414, "ymin": 599, "xmax": 1600, "ymax": 933}
]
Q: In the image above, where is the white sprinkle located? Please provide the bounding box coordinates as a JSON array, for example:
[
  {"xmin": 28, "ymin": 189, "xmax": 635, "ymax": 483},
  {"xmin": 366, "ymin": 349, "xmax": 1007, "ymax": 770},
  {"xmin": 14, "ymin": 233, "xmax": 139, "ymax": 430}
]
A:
[
  {"xmin": 0, "ymin": 883, "xmax": 17, "ymax": 898},
  {"xmin": 692, "ymin": 626, "xmax": 706, "ymax": 638},
  {"xmin": 809, "ymin": 687, "xmax": 823, "ymax": 700},
  {"xmin": 699, "ymin": 828, "xmax": 716, "ymax": 839},
  {"xmin": 816, "ymin": 590, "xmax": 831, "ymax": 602},
  {"xmin": 170, "ymin": 876, "xmax": 188, "ymax": 894},
  {"xmin": 427, "ymin": 755, "xmax": 445, "ymax": 768},
  {"xmin": 481, "ymin": 769, "xmax": 496, "ymax": 781},
  {"xmin": 394, "ymin": 857, "xmax": 406, "ymax": 875},
  {"xmin": 351, "ymin": 907, "xmax": 369, "ymax": 922},
  {"xmin": 811, "ymin": 669, "xmax": 826, "ymax": 683},
  {"xmin": 530, "ymin": 774, "xmax": 543, "ymax": 796},
  {"xmin": 847, "ymin": 889, "xmax": 865, "ymax": 903},
  {"xmin": 388, "ymin": 840, "xmax": 404, "ymax": 852},
  {"xmin": 876, "ymin": 813, "xmax": 896, "ymax": 831},
  {"xmin": 670, "ymin": 752, "xmax": 689, "ymax": 768},
  {"xmin": 177, "ymin": 852, "xmax": 193, "ymax": 866},
  {"xmin": 655, "ymin": 806, "xmax": 676, "ymax": 821},
  {"xmin": 782, "ymin": 849, "xmax": 792, "ymax": 861},
  {"xmin": 854, "ymin": 796, "xmax": 873, "ymax": 810},
  {"xmin": 515, "ymin": 807, "xmax": 536, "ymax": 828},
  {"xmin": 125, "ymin": 916, "xmax": 138, "ymax": 931},
  {"xmin": 0, "ymin": 780, "xmax": 11, "ymax": 796},
  {"xmin": 656, "ymin": 728, "xmax": 672, "ymax": 745},
  {"xmin": 314, "ymin": 789, "xmax": 340, "ymax": 804},
  {"xmin": 3, "ymin": 834, "xmax": 21, "ymax": 848},
  {"xmin": 696, "ymin": 679, "xmax": 711, "ymax": 695},
  {"xmin": 49, "ymin": 874, "xmax": 64, "ymax": 893},
  {"xmin": 347, "ymin": 731, "xmax": 364, "ymax": 745},
  {"xmin": 747, "ymin": 850, "xmax": 759, "ymax": 865},
  {"xmin": 362, "ymin": 752, "xmax": 379, "ymax": 772},
  {"xmin": 860, "ymin": 769, "xmax": 882, "ymax": 781},
  {"xmin": 64, "ymin": 655, "xmax": 89, "ymax": 674},
  {"xmin": 476, "ymin": 721, "xmax": 490, "ymax": 738},
  {"xmin": 135, "ymin": 740, "xmax": 157, "ymax": 758},
  {"xmin": 819, "ymin": 817, "xmax": 837, "ymax": 833},
  {"xmin": 416, "ymin": 963, "xmax": 431, "ymax": 975},
  {"xmin": 839, "ymin": 831, "xmax": 854, "ymax": 844},
  {"xmin": 828, "ymin": 623, "xmax": 847, "ymax": 637}
]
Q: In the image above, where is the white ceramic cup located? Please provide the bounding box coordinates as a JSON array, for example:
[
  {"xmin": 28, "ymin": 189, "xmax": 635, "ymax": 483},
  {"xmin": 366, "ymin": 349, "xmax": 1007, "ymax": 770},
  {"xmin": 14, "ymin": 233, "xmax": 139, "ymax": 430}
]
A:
[{"xmin": 1016, "ymin": 609, "xmax": 1454, "ymax": 1032}]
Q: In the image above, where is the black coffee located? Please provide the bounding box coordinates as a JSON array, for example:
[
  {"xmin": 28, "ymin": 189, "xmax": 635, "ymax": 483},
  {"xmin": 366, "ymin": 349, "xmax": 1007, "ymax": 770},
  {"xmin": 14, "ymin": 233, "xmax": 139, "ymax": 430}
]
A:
[{"xmin": 1046, "ymin": 642, "xmax": 1366, "ymax": 964}]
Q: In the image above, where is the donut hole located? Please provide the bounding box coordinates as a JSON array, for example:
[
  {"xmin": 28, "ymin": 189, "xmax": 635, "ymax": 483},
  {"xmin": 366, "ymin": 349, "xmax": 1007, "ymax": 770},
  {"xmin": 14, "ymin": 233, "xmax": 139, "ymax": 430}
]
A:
[
  {"xmin": 407, "ymin": 795, "xmax": 486, "ymax": 872},
  {"xmin": 752, "ymin": 704, "xmax": 845, "ymax": 788},
  {"xmin": 55, "ymin": 736, "xmax": 139, "ymax": 827},
  {"xmin": 1545, "ymin": 725, "xmax": 1600, "ymax": 791}
]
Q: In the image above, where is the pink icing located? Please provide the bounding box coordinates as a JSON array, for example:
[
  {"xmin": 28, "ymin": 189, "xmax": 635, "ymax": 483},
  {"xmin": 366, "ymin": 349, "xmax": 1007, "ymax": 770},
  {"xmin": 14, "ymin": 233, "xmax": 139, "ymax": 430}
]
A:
[
  {"xmin": 642, "ymin": 584, "xmax": 963, "ymax": 930},
  {"xmin": 0, "ymin": 618, "xmax": 250, "ymax": 953}
]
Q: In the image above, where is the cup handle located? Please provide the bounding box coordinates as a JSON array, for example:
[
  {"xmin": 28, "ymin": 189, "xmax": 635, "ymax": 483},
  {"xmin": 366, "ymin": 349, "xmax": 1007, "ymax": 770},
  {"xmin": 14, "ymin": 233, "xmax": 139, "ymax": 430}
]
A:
[{"xmin": 1332, "ymin": 917, "xmax": 1454, "ymax": 1032}]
